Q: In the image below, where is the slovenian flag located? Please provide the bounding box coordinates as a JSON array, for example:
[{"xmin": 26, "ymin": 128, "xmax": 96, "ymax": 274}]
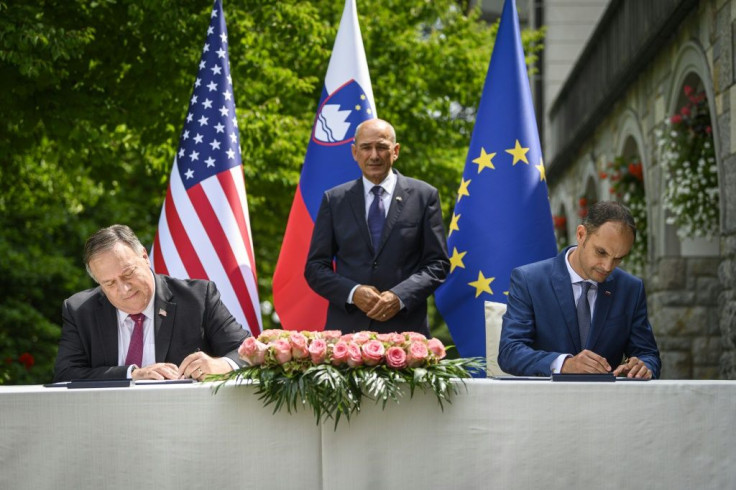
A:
[{"xmin": 272, "ymin": 0, "xmax": 375, "ymax": 330}]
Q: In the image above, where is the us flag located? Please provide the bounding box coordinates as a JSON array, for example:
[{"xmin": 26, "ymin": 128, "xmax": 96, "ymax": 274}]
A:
[{"xmin": 151, "ymin": 0, "xmax": 262, "ymax": 336}]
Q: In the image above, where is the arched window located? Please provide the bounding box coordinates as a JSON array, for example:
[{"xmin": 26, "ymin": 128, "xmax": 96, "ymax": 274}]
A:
[{"xmin": 657, "ymin": 72, "xmax": 719, "ymax": 256}]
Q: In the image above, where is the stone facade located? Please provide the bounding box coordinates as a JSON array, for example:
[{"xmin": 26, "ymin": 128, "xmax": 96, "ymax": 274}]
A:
[{"xmin": 546, "ymin": 0, "xmax": 736, "ymax": 378}]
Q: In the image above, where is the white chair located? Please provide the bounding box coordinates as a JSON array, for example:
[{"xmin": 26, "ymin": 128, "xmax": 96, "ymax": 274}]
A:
[{"xmin": 484, "ymin": 301, "xmax": 508, "ymax": 376}]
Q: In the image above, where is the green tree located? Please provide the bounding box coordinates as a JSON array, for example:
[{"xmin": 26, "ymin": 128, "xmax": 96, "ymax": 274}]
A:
[{"xmin": 0, "ymin": 0, "xmax": 542, "ymax": 383}]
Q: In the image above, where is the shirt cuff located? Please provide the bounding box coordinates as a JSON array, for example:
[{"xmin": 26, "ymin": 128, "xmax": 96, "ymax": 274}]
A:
[
  {"xmin": 223, "ymin": 356, "xmax": 239, "ymax": 371},
  {"xmin": 550, "ymin": 354, "xmax": 572, "ymax": 374},
  {"xmin": 126, "ymin": 364, "xmax": 138, "ymax": 379},
  {"xmin": 347, "ymin": 285, "xmax": 360, "ymax": 304}
]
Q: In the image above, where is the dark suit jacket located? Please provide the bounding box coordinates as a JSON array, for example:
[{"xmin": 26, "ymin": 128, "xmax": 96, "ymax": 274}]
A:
[
  {"xmin": 53, "ymin": 274, "xmax": 249, "ymax": 382},
  {"xmin": 304, "ymin": 170, "xmax": 449, "ymax": 335},
  {"xmin": 498, "ymin": 247, "xmax": 661, "ymax": 378}
]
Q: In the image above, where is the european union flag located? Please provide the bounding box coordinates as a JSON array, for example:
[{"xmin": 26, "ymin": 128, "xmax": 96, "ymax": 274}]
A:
[{"xmin": 435, "ymin": 0, "xmax": 556, "ymax": 360}]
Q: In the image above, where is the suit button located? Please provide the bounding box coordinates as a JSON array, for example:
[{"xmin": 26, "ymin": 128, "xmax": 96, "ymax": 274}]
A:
[{"xmin": 372, "ymin": 261, "xmax": 378, "ymax": 269}]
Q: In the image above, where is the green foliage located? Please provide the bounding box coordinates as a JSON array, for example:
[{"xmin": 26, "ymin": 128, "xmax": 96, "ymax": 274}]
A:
[{"xmin": 0, "ymin": 0, "xmax": 544, "ymax": 383}]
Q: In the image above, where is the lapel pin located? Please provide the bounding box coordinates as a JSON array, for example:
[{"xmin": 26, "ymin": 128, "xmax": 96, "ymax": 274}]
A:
[
  {"xmin": 604, "ymin": 290, "xmax": 611, "ymax": 296},
  {"xmin": 396, "ymin": 196, "xmax": 402, "ymax": 202},
  {"xmin": 158, "ymin": 308, "xmax": 167, "ymax": 317}
]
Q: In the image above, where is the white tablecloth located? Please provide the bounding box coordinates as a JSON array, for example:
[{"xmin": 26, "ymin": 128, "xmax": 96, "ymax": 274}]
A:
[{"xmin": 1, "ymin": 379, "xmax": 734, "ymax": 489}]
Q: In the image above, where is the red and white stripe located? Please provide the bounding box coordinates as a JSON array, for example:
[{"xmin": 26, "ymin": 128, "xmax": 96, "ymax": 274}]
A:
[{"xmin": 151, "ymin": 157, "xmax": 262, "ymax": 336}]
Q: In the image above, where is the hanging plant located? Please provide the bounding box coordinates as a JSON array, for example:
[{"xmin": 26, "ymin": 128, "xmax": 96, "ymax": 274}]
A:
[
  {"xmin": 655, "ymin": 85, "xmax": 719, "ymax": 239},
  {"xmin": 600, "ymin": 156, "xmax": 647, "ymax": 275}
]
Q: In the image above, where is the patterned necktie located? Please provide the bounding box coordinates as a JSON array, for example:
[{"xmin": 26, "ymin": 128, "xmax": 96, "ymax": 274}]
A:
[
  {"xmin": 576, "ymin": 281, "xmax": 592, "ymax": 348},
  {"xmin": 367, "ymin": 185, "xmax": 385, "ymax": 249},
  {"xmin": 125, "ymin": 313, "xmax": 145, "ymax": 367}
]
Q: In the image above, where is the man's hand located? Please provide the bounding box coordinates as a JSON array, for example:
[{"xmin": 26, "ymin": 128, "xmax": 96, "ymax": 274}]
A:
[
  {"xmin": 561, "ymin": 350, "xmax": 612, "ymax": 374},
  {"xmin": 131, "ymin": 363, "xmax": 180, "ymax": 381},
  {"xmin": 366, "ymin": 291, "xmax": 401, "ymax": 322},
  {"xmin": 613, "ymin": 357, "xmax": 652, "ymax": 379},
  {"xmin": 178, "ymin": 351, "xmax": 233, "ymax": 380},
  {"xmin": 353, "ymin": 285, "xmax": 381, "ymax": 313}
]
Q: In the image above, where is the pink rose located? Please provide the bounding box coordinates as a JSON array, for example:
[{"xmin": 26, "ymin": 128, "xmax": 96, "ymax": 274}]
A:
[
  {"xmin": 352, "ymin": 331, "xmax": 373, "ymax": 345},
  {"xmin": 388, "ymin": 333, "xmax": 406, "ymax": 345},
  {"xmin": 361, "ymin": 340, "xmax": 385, "ymax": 366},
  {"xmin": 258, "ymin": 329, "xmax": 285, "ymax": 343},
  {"xmin": 376, "ymin": 333, "xmax": 392, "ymax": 343},
  {"xmin": 385, "ymin": 346, "xmax": 407, "ymax": 369},
  {"xmin": 670, "ymin": 114, "xmax": 683, "ymax": 124},
  {"xmin": 272, "ymin": 338, "xmax": 293, "ymax": 364},
  {"xmin": 340, "ymin": 334, "xmax": 354, "ymax": 344},
  {"xmin": 407, "ymin": 332, "xmax": 427, "ymax": 342},
  {"xmin": 427, "ymin": 338, "xmax": 446, "ymax": 360},
  {"xmin": 290, "ymin": 332, "xmax": 309, "ymax": 359},
  {"xmin": 238, "ymin": 337, "xmax": 268, "ymax": 366},
  {"xmin": 308, "ymin": 338, "xmax": 328, "ymax": 364},
  {"xmin": 347, "ymin": 342, "xmax": 363, "ymax": 368},
  {"xmin": 331, "ymin": 341, "xmax": 349, "ymax": 366},
  {"xmin": 321, "ymin": 330, "xmax": 343, "ymax": 341},
  {"xmin": 406, "ymin": 340, "xmax": 429, "ymax": 367}
]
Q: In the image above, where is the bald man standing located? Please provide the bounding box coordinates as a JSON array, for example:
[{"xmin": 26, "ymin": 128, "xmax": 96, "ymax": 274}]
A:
[{"xmin": 305, "ymin": 119, "xmax": 450, "ymax": 336}]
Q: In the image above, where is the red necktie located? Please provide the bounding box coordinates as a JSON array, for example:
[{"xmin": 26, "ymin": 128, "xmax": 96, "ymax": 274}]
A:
[{"xmin": 125, "ymin": 313, "xmax": 145, "ymax": 367}]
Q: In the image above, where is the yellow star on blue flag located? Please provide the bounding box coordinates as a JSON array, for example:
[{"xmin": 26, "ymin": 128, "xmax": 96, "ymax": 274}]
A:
[{"xmin": 435, "ymin": 0, "xmax": 557, "ymax": 361}]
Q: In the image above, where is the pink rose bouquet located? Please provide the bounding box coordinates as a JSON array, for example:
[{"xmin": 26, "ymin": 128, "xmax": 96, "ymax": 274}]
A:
[
  {"xmin": 236, "ymin": 329, "xmax": 451, "ymax": 370},
  {"xmin": 219, "ymin": 329, "xmax": 484, "ymax": 427}
]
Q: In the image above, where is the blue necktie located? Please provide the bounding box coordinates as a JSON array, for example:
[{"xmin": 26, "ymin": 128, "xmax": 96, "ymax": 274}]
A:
[
  {"xmin": 577, "ymin": 281, "xmax": 592, "ymax": 348},
  {"xmin": 367, "ymin": 185, "xmax": 385, "ymax": 250}
]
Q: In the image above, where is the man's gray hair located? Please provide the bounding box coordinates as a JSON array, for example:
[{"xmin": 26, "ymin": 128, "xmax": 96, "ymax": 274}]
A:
[{"xmin": 84, "ymin": 224, "xmax": 145, "ymax": 282}]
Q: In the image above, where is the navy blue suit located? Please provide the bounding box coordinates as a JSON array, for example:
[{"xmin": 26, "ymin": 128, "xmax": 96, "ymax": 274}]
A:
[
  {"xmin": 305, "ymin": 170, "xmax": 449, "ymax": 335},
  {"xmin": 498, "ymin": 247, "xmax": 661, "ymax": 377}
]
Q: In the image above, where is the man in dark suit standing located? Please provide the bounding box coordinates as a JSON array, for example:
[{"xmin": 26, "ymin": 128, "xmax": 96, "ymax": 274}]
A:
[
  {"xmin": 53, "ymin": 225, "xmax": 249, "ymax": 382},
  {"xmin": 305, "ymin": 118, "xmax": 449, "ymax": 336},
  {"xmin": 498, "ymin": 201, "xmax": 661, "ymax": 378}
]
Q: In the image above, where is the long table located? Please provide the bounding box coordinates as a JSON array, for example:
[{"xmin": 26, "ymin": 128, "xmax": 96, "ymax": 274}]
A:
[{"xmin": 1, "ymin": 379, "xmax": 734, "ymax": 489}]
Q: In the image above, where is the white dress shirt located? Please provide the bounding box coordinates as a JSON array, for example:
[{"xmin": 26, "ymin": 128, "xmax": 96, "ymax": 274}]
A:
[
  {"xmin": 550, "ymin": 246, "xmax": 598, "ymax": 373},
  {"xmin": 116, "ymin": 282, "xmax": 156, "ymax": 378},
  {"xmin": 347, "ymin": 172, "xmax": 403, "ymax": 307}
]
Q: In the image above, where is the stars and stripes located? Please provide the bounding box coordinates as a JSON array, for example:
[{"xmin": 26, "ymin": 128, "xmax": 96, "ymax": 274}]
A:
[{"xmin": 151, "ymin": 0, "xmax": 262, "ymax": 336}]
